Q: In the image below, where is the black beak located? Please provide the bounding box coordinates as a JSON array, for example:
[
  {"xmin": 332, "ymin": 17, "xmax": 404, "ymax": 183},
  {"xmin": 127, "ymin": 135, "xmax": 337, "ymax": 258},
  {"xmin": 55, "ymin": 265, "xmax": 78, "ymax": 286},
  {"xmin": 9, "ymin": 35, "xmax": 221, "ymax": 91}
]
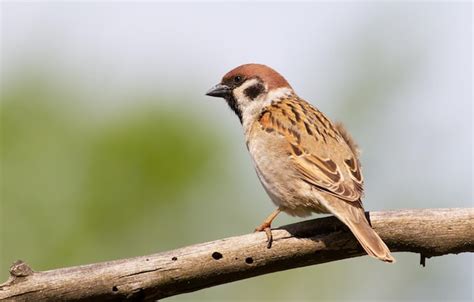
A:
[{"xmin": 206, "ymin": 84, "xmax": 231, "ymax": 98}]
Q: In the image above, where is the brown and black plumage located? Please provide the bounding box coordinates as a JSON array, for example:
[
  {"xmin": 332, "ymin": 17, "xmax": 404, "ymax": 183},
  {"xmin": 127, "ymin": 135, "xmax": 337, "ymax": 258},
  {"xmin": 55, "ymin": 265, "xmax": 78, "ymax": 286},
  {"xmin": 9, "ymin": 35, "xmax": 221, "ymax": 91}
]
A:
[{"xmin": 207, "ymin": 63, "xmax": 394, "ymax": 262}]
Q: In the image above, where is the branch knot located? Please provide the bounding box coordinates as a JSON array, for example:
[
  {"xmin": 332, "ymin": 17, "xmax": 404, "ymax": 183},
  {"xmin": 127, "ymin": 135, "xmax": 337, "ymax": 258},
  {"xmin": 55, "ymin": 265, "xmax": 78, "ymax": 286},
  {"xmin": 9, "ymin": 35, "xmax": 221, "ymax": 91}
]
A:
[{"xmin": 10, "ymin": 260, "xmax": 34, "ymax": 278}]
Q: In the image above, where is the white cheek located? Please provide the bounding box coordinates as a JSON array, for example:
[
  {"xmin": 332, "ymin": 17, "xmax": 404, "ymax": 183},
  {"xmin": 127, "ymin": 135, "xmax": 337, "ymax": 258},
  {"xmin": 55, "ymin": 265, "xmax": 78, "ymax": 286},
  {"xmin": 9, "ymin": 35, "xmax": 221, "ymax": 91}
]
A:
[{"xmin": 232, "ymin": 89, "xmax": 247, "ymax": 103}]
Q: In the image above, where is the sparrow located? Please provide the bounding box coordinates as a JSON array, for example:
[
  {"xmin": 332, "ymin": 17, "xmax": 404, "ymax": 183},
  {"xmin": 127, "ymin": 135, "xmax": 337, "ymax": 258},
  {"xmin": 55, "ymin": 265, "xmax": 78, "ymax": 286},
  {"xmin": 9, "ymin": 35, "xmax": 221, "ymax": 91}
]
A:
[{"xmin": 206, "ymin": 63, "xmax": 395, "ymax": 263}]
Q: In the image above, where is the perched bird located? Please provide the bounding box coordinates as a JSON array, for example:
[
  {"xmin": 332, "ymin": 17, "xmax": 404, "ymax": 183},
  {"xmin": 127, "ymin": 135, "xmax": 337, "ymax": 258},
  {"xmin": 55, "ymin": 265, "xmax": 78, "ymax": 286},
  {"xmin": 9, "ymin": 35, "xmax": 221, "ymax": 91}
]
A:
[{"xmin": 206, "ymin": 63, "xmax": 395, "ymax": 263}]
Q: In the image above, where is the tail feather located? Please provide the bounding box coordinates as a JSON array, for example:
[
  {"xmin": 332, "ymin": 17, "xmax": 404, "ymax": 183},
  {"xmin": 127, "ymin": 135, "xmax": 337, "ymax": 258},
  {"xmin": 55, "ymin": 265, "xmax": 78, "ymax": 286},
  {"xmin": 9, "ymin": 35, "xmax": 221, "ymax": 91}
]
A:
[
  {"xmin": 344, "ymin": 212, "xmax": 395, "ymax": 263},
  {"xmin": 322, "ymin": 197, "xmax": 395, "ymax": 263}
]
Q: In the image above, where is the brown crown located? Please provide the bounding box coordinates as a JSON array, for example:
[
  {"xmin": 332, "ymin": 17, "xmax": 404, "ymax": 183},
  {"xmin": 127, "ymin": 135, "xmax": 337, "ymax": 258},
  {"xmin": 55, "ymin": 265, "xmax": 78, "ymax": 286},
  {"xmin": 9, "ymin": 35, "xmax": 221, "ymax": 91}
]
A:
[{"xmin": 222, "ymin": 64, "xmax": 292, "ymax": 90}]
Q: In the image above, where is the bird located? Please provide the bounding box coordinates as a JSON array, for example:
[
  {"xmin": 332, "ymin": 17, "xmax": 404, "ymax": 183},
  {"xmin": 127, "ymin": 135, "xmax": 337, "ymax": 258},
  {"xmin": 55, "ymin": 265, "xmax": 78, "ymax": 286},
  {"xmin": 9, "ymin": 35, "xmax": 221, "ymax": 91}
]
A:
[{"xmin": 206, "ymin": 63, "xmax": 395, "ymax": 263}]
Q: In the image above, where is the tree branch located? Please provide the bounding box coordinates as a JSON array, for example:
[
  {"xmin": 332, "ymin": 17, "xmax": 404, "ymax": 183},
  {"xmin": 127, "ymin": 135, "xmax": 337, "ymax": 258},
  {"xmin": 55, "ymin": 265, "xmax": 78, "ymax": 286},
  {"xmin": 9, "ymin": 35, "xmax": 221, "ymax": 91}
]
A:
[{"xmin": 1, "ymin": 208, "xmax": 473, "ymax": 301}]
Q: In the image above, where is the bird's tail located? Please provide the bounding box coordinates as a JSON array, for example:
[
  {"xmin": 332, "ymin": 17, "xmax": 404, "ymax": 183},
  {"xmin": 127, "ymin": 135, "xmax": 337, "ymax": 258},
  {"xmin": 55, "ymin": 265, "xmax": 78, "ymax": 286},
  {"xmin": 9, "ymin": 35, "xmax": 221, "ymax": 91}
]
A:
[{"xmin": 323, "ymin": 197, "xmax": 395, "ymax": 263}]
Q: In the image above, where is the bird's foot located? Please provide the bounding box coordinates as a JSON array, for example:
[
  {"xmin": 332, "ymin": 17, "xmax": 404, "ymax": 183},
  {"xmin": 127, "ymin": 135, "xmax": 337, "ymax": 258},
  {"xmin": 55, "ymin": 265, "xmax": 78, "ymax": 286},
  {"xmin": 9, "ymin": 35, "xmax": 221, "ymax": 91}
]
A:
[{"xmin": 254, "ymin": 223, "xmax": 273, "ymax": 249}]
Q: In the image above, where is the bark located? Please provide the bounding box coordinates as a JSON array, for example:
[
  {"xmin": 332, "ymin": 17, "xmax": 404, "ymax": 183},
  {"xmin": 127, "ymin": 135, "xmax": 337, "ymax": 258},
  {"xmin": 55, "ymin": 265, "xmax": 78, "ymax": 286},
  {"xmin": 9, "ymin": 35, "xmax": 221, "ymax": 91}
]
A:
[{"xmin": 0, "ymin": 208, "xmax": 472, "ymax": 301}]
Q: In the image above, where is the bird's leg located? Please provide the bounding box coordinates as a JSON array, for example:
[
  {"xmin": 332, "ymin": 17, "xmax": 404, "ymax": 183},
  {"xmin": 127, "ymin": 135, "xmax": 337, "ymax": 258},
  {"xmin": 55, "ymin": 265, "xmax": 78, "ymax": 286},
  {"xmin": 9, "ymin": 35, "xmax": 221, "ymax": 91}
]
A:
[{"xmin": 254, "ymin": 208, "xmax": 282, "ymax": 249}]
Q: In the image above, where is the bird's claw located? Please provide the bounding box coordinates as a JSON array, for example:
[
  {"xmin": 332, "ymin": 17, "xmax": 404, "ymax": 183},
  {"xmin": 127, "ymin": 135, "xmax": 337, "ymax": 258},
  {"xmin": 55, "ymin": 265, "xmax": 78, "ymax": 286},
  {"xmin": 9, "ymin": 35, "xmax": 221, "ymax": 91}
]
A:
[{"xmin": 254, "ymin": 224, "xmax": 273, "ymax": 249}]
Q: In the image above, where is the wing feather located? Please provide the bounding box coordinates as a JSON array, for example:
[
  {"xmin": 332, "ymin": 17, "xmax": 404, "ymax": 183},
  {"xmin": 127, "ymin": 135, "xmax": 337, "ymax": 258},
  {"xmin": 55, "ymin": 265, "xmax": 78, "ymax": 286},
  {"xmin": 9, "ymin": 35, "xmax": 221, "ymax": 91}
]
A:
[{"xmin": 259, "ymin": 96, "xmax": 363, "ymax": 202}]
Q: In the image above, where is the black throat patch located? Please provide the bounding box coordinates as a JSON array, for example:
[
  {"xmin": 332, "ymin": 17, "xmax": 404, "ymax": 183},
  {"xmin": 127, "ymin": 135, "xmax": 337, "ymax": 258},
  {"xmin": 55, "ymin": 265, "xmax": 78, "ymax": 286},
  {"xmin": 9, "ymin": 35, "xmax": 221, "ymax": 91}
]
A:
[
  {"xmin": 243, "ymin": 83, "xmax": 265, "ymax": 100},
  {"xmin": 225, "ymin": 95, "xmax": 243, "ymax": 123}
]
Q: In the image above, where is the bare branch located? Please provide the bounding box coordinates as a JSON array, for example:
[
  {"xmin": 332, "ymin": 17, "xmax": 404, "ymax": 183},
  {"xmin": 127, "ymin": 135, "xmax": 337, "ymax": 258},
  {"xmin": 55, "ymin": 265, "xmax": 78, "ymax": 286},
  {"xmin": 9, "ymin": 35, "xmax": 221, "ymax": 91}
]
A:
[{"xmin": 1, "ymin": 208, "xmax": 472, "ymax": 301}]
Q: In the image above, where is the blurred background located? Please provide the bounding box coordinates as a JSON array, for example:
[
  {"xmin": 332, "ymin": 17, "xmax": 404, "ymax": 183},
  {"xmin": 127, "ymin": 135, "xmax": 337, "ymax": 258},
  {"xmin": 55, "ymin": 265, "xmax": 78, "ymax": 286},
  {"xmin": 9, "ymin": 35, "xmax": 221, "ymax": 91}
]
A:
[{"xmin": 1, "ymin": 2, "xmax": 472, "ymax": 301}]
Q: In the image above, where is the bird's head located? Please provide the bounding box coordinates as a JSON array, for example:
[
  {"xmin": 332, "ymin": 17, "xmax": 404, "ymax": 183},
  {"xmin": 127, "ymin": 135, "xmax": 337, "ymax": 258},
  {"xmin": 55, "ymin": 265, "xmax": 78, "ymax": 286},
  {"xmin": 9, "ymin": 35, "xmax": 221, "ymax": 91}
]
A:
[{"xmin": 206, "ymin": 64, "xmax": 293, "ymax": 123}]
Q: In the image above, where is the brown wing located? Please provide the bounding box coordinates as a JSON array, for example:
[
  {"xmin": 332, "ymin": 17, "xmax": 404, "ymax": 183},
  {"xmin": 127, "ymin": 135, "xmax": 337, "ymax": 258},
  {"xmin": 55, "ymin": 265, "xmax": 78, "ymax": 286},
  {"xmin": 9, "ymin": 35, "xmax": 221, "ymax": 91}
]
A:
[
  {"xmin": 259, "ymin": 95, "xmax": 364, "ymax": 202},
  {"xmin": 334, "ymin": 122, "xmax": 364, "ymax": 193}
]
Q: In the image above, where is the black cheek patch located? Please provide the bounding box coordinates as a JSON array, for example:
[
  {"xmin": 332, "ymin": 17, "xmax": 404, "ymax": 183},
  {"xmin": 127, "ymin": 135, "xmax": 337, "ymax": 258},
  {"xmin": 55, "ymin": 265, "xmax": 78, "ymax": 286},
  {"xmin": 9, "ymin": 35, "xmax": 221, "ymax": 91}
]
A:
[{"xmin": 244, "ymin": 83, "xmax": 265, "ymax": 100}]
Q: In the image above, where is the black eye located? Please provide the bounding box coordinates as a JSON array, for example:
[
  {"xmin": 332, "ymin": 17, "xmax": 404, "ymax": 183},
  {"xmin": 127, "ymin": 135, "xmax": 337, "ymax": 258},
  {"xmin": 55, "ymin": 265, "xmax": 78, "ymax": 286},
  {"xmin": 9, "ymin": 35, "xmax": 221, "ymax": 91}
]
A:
[{"xmin": 233, "ymin": 76, "xmax": 242, "ymax": 84}]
